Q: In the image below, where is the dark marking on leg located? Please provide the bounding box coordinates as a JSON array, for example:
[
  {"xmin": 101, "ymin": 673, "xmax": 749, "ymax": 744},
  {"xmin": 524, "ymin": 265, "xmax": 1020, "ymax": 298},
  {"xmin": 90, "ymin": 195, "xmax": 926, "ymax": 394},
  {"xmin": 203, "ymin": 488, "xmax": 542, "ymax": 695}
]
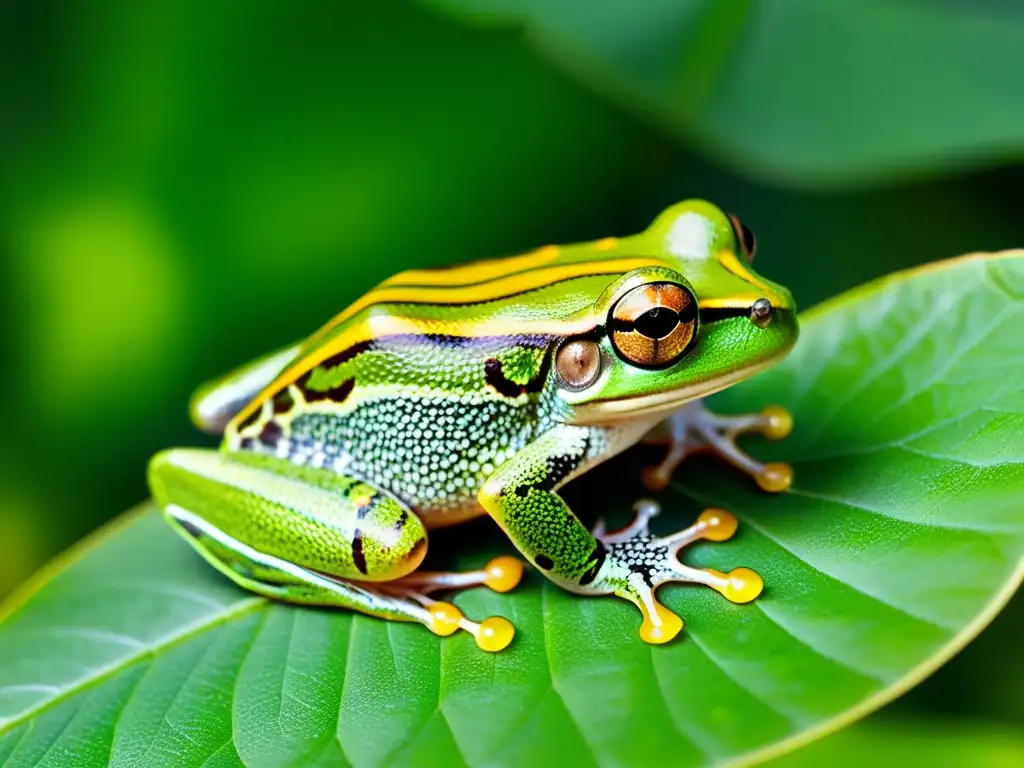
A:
[
  {"xmin": 537, "ymin": 435, "xmax": 589, "ymax": 492},
  {"xmin": 535, "ymin": 554, "xmax": 554, "ymax": 570},
  {"xmin": 514, "ymin": 485, "xmax": 530, "ymax": 499},
  {"xmin": 578, "ymin": 541, "xmax": 607, "ymax": 586},
  {"xmin": 352, "ymin": 529, "xmax": 368, "ymax": 574},
  {"xmin": 395, "ymin": 510, "xmax": 408, "ymax": 531}
]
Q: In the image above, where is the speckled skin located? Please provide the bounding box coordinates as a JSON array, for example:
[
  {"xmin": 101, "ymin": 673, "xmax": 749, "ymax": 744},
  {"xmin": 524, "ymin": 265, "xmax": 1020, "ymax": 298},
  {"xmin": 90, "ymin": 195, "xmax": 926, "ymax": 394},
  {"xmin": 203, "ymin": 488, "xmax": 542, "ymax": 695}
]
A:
[{"xmin": 148, "ymin": 200, "xmax": 799, "ymax": 645}]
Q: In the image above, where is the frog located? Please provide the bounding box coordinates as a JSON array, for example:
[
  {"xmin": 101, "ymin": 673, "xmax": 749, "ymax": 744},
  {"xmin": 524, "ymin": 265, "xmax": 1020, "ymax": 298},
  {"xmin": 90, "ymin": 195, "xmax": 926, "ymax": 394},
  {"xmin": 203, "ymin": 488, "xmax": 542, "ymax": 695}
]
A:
[{"xmin": 148, "ymin": 200, "xmax": 798, "ymax": 652}]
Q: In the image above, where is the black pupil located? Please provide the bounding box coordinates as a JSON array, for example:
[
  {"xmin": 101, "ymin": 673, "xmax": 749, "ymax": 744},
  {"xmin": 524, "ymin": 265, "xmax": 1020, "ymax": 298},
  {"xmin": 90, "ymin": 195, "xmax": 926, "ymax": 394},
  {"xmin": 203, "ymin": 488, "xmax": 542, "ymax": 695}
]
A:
[{"xmin": 634, "ymin": 306, "xmax": 680, "ymax": 339}]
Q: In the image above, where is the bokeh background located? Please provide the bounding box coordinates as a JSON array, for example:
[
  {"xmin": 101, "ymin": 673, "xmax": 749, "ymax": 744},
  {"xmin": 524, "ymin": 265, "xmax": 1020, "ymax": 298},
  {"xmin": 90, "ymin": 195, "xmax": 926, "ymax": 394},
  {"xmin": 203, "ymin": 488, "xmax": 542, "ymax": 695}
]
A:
[{"xmin": 2, "ymin": 0, "xmax": 1022, "ymax": 761}]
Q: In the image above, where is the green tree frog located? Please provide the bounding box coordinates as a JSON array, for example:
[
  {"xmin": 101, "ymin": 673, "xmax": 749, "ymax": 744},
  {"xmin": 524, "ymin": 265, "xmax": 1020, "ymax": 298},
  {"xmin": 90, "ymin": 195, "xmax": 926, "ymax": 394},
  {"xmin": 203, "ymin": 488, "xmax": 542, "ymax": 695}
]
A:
[{"xmin": 149, "ymin": 200, "xmax": 798, "ymax": 652}]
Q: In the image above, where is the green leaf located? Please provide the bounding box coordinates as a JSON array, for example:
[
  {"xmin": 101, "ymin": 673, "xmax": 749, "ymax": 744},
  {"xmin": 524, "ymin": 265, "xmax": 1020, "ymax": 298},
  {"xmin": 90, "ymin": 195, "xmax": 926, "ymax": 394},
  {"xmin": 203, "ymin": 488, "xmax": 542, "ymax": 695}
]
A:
[
  {"xmin": 2, "ymin": 251, "xmax": 1023, "ymax": 766},
  {"xmin": 424, "ymin": 0, "xmax": 1024, "ymax": 188}
]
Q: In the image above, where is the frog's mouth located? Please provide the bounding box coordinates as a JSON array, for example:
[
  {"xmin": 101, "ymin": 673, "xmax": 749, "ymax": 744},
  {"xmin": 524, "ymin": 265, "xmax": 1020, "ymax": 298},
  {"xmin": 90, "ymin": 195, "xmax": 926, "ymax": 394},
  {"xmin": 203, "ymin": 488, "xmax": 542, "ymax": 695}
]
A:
[{"xmin": 569, "ymin": 358, "xmax": 777, "ymax": 426}]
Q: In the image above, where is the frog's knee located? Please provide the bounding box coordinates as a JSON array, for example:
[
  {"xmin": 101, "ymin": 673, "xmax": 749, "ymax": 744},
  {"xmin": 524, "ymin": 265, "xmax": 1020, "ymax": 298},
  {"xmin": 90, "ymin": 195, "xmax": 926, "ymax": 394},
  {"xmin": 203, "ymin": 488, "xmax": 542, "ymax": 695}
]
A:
[
  {"xmin": 148, "ymin": 448, "xmax": 195, "ymax": 508},
  {"xmin": 352, "ymin": 493, "xmax": 428, "ymax": 581}
]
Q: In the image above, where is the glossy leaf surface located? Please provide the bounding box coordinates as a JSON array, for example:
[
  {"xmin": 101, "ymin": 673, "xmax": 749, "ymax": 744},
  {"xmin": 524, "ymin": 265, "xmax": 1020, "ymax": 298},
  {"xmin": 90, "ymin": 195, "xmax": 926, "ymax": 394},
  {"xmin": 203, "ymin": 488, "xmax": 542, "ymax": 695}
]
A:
[
  {"xmin": 1, "ymin": 252, "xmax": 1023, "ymax": 766},
  {"xmin": 426, "ymin": 0, "xmax": 1024, "ymax": 188}
]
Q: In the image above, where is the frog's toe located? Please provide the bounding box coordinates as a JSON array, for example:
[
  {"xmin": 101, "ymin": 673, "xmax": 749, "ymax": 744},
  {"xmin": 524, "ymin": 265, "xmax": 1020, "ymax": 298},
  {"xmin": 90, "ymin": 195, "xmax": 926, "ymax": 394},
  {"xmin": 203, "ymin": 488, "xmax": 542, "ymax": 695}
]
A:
[
  {"xmin": 591, "ymin": 503, "xmax": 763, "ymax": 645},
  {"xmin": 390, "ymin": 555, "xmax": 524, "ymax": 595},
  {"xmin": 643, "ymin": 400, "xmax": 795, "ymax": 493},
  {"xmin": 420, "ymin": 599, "xmax": 516, "ymax": 652}
]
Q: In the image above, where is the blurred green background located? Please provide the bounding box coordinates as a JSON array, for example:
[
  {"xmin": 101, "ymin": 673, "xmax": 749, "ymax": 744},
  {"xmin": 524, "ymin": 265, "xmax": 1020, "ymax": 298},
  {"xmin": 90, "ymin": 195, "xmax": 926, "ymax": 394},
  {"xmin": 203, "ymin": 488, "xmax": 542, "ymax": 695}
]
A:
[{"xmin": 2, "ymin": 0, "xmax": 1022, "ymax": 760}]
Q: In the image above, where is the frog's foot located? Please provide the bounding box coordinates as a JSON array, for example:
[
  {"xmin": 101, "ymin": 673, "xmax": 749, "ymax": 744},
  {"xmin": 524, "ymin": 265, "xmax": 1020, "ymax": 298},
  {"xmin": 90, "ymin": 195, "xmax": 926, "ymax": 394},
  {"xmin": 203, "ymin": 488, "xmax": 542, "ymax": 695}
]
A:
[
  {"xmin": 165, "ymin": 506, "xmax": 516, "ymax": 652},
  {"xmin": 379, "ymin": 556, "xmax": 525, "ymax": 652},
  {"xmin": 589, "ymin": 500, "xmax": 762, "ymax": 645},
  {"xmin": 642, "ymin": 400, "xmax": 793, "ymax": 493},
  {"xmin": 389, "ymin": 591, "xmax": 516, "ymax": 653}
]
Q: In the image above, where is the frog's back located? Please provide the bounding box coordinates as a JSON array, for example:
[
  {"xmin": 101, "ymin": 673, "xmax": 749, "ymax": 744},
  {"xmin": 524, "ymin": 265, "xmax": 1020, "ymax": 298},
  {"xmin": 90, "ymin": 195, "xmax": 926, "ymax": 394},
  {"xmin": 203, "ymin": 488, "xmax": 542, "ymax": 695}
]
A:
[{"xmin": 224, "ymin": 239, "xmax": 669, "ymax": 522}]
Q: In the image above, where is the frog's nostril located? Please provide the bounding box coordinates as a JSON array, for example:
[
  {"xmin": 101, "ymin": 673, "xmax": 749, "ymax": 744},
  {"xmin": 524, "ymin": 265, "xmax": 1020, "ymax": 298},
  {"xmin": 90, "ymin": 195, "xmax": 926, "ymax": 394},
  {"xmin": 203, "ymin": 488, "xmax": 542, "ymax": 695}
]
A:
[{"xmin": 749, "ymin": 298, "xmax": 774, "ymax": 328}]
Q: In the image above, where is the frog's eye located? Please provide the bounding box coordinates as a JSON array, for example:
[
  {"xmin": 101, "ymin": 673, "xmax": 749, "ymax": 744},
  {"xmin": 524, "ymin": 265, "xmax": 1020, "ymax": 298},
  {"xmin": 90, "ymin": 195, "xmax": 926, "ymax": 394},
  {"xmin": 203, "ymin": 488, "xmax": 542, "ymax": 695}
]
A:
[
  {"xmin": 728, "ymin": 213, "xmax": 757, "ymax": 264},
  {"xmin": 610, "ymin": 282, "xmax": 698, "ymax": 368},
  {"xmin": 556, "ymin": 339, "xmax": 602, "ymax": 390}
]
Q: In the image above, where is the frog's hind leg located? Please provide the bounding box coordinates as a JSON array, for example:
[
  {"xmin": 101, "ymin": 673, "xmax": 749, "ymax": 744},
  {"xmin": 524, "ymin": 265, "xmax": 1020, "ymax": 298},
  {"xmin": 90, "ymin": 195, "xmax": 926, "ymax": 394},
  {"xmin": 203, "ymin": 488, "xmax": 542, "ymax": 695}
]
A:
[
  {"xmin": 642, "ymin": 399, "xmax": 794, "ymax": 493},
  {"xmin": 150, "ymin": 448, "xmax": 516, "ymax": 650},
  {"xmin": 164, "ymin": 504, "xmax": 425, "ymax": 620},
  {"xmin": 164, "ymin": 504, "xmax": 515, "ymax": 652}
]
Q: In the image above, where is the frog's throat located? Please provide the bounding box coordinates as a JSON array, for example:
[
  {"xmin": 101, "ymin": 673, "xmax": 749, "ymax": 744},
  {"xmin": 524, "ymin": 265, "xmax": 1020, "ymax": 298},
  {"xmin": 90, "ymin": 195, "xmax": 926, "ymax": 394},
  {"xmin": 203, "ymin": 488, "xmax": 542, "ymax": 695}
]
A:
[{"xmin": 568, "ymin": 359, "xmax": 777, "ymax": 425}]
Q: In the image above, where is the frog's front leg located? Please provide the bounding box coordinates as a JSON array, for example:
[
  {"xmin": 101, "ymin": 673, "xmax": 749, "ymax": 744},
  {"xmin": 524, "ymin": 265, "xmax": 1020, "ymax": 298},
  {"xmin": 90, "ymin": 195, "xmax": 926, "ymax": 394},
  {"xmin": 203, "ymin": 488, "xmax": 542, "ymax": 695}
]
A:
[
  {"xmin": 479, "ymin": 426, "xmax": 762, "ymax": 645},
  {"xmin": 149, "ymin": 449, "xmax": 516, "ymax": 651},
  {"xmin": 641, "ymin": 399, "xmax": 794, "ymax": 493}
]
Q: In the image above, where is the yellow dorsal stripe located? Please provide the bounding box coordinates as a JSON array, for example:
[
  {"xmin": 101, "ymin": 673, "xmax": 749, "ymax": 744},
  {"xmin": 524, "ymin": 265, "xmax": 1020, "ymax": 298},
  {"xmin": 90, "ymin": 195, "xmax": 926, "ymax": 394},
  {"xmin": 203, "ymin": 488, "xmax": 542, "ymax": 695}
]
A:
[
  {"xmin": 383, "ymin": 244, "xmax": 562, "ymax": 288},
  {"xmin": 306, "ymin": 256, "xmax": 665, "ymax": 346}
]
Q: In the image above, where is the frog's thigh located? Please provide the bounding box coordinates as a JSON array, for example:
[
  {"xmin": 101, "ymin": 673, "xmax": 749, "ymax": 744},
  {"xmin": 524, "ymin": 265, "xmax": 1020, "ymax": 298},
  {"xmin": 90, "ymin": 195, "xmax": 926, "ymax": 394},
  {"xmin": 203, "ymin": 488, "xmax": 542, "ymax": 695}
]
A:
[
  {"xmin": 478, "ymin": 425, "xmax": 604, "ymax": 588},
  {"xmin": 148, "ymin": 448, "xmax": 427, "ymax": 583},
  {"xmin": 162, "ymin": 505, "xmax": 433, "ymax": 625}
]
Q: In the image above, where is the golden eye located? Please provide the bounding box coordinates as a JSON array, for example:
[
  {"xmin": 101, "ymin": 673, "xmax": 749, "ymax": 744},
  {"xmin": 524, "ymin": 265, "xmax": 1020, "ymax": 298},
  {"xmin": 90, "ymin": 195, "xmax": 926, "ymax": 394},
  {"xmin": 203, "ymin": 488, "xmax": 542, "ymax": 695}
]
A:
[
  {"xmin": 610, "ymin": 282, "xmax": 697, "ymax": 367},
  {"xmin": 556, "ymin": 339, "xmax": 602, "ymax": 390},
  {"xmin": 729, "ymin": 213, "xmax": 757, "ymax": 264}
]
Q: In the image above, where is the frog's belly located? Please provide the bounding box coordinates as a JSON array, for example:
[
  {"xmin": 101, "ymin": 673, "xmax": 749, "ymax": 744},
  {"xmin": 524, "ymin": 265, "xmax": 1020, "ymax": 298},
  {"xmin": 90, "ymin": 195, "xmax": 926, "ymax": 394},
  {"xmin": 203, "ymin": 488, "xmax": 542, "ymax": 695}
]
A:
[{"xmin": 270, "ymin": 396, "xmax": 541, "ymax": 526}]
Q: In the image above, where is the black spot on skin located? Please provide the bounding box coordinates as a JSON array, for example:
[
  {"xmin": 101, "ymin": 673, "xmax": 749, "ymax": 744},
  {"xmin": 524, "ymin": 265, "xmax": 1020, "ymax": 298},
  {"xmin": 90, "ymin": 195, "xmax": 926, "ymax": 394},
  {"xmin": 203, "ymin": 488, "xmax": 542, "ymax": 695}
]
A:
[
  {"xmin": 483, "ymin": 349, "xmax": 553, "ymax": 399},
  {"xmin": 394, "ymin": 510, "xmax": 408, "ymax": 531},
  {"xmin": 485, "ymin": 358, "xmax": 525, "ymax": 398},
  {"xmin": 238, "ymin": 437, "xmax": 254, "ymax": 451},
  {"xmin": 258, "ymin": 420, "xmax": 282, "ymax": 446},
  {"xmin": 302, "ymin": 388, "xmax": 331, "ymax": 403},
  {"xmin": 510, "ymin": 436, "xmax": 590, "ymax": 498},
  {"xmin": 302, "ymin": 377, "xmax": 355, "ymax": 404},
  {"xmin": 537, "ymin": 434, "xmax": 589, "ymax": 492},
  {"xmin": 272, "ymin": 389, "xmax": 294, "ymax": 414},
  {"xmin": 351, "ymin": 530, "xmax": 368, "ymax": 574},
  {"xmin": 318, "ymin": 342, "xmax": 374, "ymax": 371},
  {"xmin": 578, "ymin": 541, "xmax": 607, "ymax": 586},
  {"xmin": 535, "ymin": 554, "xmax": 554, "ymax": 570},
  {"xmin": 235, "ymin": 408, "xmax": 261, "ymax": 433},
  {"xmin": 333, "ymin": 378, "xmax": 355, "ymax": 403}
]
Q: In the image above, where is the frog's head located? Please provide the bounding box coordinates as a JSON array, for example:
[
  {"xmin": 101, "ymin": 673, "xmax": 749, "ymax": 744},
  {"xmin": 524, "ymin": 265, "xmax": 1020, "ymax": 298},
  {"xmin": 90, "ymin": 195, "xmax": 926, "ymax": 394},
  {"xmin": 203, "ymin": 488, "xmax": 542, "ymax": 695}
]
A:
[{"xmin": 555, "ymin": 200, "xmax": 798, "ymax": 424}]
